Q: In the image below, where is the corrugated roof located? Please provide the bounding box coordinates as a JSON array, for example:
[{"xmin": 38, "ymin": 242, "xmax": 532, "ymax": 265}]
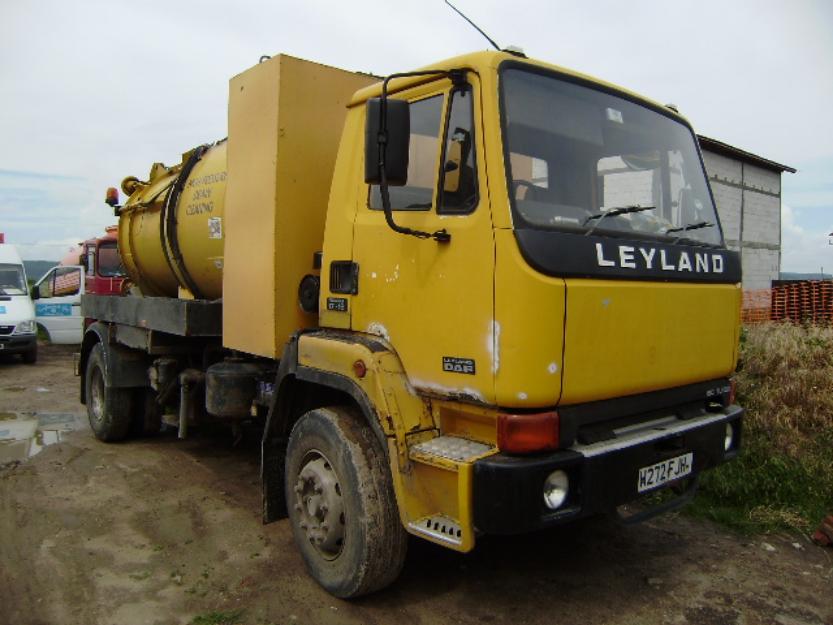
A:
[{"xmin": 697, "ymin": 135, "xmax": 796, "ymax": 174}]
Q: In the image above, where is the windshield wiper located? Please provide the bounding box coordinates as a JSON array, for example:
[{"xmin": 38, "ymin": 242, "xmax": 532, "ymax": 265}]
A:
[
  {"xmin": 666, "ymin": 221, "xmax": 715, "ymax": 244},
  {"xmin": 583, "ymin": 205, "xmax": 655, "ymax": 236}
]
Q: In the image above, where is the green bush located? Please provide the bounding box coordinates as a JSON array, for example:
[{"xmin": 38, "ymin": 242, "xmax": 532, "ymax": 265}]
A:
[{"xmin": 690, "ymin": 323, "xmax": 833, "ymax": 533}]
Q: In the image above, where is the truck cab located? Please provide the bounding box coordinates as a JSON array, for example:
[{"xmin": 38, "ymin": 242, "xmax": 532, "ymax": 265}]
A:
[
  {"xmin": 312, "ymin": 49, "xmax": 741, "ymax": 539},
  {"xmin": 325, "ymin": 53, "xmax": 740, "ymax": 409},
  {"xmin": 81, "ymin": 226, "xmax": 126, "ymax": 297}
]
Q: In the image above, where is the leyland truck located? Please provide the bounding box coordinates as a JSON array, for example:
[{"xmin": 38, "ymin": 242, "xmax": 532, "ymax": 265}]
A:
[{"xmin": 79, "ymin": 51, "xmax": 744, "ymax": 597}]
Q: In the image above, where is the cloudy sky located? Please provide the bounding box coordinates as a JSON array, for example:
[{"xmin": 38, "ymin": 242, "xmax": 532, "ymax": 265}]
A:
[{"xmin": 1, "ymin": 0, "xmax": 831, "ymax": 272}]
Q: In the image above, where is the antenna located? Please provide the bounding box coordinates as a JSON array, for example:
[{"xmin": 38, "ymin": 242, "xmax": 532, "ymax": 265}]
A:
[{"xmin": 444, "ymin": 0, "xmax": 501, "ymax": 51}]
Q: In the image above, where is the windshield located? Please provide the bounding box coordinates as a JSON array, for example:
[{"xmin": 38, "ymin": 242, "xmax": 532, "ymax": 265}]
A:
[
  {"xmin": 0, "ymin": 263, "xmax": 28, "ymax": 295},
  {"xmin": 97, "ymin": 242, "xmax": 125, "ymax": 278},
  {"xmin": 501, "ymin": 67, "xmax": 722, "ymax": 246}
]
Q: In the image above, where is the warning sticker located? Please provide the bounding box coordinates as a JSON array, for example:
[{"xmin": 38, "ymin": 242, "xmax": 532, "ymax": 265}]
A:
[{"xmin": 208, "ymin": 217, "xmax": 223, "ymax": 239}]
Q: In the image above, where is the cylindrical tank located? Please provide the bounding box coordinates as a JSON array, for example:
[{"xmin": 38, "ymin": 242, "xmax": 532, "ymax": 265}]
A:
[{"xmin": 117, "ymin": 140, "xmax": 227, "ymax": 299}]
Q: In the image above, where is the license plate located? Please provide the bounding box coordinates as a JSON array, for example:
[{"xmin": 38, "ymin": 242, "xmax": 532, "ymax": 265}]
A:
[{"xmin": 637, "ymin": 452, "xmax": 693, "ymax": 493}]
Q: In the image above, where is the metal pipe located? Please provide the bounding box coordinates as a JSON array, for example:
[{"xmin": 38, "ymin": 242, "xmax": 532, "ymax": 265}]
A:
[{"xmin": 178, "ymin": 369, "xmax": 205, "ymax": 440}]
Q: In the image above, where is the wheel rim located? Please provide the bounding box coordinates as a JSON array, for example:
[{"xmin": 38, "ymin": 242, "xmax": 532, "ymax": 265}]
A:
[
  {"xmin": 89, "ymin": 366, "xmax": 105, "ymax": 426},
  {"xmin": 293, "ymin": 450, "xmax": 346, "ymax": 560}
]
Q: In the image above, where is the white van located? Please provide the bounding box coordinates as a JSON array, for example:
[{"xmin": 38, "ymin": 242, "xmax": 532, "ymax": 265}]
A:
[
  {"xmin": 0, "ymin": 244, "xmax": 38, "ymax": 363},
  {"xmin": 31, "ymin": 264, "xmax": 85, "ymax": 344}
]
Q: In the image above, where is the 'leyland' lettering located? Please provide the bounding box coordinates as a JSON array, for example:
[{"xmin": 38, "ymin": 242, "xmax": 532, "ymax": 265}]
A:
[{"xmin": 595, "ymin": 243, "xmax": 724, "ymax": 273}]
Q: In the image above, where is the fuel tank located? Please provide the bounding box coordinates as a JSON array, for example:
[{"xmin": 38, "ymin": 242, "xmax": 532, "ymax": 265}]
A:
[{"xmin": 117, "ymin": 141, "xmax": 226, "ymax": 299}]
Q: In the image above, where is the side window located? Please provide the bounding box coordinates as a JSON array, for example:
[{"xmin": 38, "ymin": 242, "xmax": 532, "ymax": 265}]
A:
[
  {"xmin": 439, "ymin": 87, "xmax": 478, "ymax": 213},
  {"xmin": 37, "ymin": 269, "xmax": 56, "ymax": 298},
  {"xmin": 97, "ymin": 243, "xmax": 123, "ymax": 277},
  {"xmin": 50, "ymin": 267, "xmax": 81, "ymax": 297},
  {"xmin": 370, "ymin": 94, "xmax": 444, "ymax": 211}
]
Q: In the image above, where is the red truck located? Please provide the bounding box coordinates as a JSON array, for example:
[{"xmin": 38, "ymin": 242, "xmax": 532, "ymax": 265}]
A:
[{"xmin": 33, "ymin": 226, "xmax": 126, "ymax": 343}]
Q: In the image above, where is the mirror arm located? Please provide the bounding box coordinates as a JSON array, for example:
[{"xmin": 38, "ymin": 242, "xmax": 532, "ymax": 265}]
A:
[{"xmin": 377, "ymin": 69, "xmax": 467, "ymax": 244}]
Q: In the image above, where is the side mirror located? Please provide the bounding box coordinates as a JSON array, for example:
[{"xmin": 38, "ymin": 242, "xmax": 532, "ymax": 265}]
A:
[
  {"xmin": 364, "ymin": 98, "xmax": 409, "ymax": 186},
  {"xmin": 31, "ymin": 288, "xmax": 40, "ymax": 301}
]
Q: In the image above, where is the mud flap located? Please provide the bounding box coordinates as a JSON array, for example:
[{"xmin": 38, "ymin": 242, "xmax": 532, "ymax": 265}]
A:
[{"xmin": 262, "ymin": 435, "xmax": 288, "ymax": 523}]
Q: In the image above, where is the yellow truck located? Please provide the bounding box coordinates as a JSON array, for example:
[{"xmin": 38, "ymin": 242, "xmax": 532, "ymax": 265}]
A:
[{"xmin": 80, "ymin": 51, "xmax": 743, "ymax": 598}]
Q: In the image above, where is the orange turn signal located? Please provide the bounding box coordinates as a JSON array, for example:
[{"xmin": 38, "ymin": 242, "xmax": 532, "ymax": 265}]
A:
[
  {"xmin": 728, "ymin": 379, "xmax": 736, "ymax": 406},
  {"xmin": 497, "ymin": 411, "xmax": 560, "ymax": 454}
]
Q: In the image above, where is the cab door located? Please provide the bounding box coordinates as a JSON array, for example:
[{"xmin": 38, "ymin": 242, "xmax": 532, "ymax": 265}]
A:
[
  {"xmin": 33, "ymin": 265, "xmax": 85, "ymax": 344},
  {"xmin": 350, "ymin": 75, "xmax": 497, "ymax": 404}
]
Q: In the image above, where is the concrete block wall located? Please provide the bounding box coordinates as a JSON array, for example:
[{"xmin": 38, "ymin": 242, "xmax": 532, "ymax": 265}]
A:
[
  {"xmin": 741, "ymin": 248, "xmax": 780, "ymax": 291},
  {"xmin": 703, "ymin": 152, "xmax": 742, "ymax": 185},
  {"xmin": 710, "ymin": 182, "xmax": 742, "ymax": 246},
  {"xmin": 742, "ymin": 191, "xmax": 780, "ymax": 246},
  {"xmin": 743, "ymin": 163, "xmax": 780, "ymax": 195},
  {"xmin": 702, "ymin": 149, "xmax": 782, "ymax": 291}
]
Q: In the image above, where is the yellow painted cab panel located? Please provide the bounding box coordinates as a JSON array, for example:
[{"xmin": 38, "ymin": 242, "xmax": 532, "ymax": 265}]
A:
[
  {"xmin": 349, "ymin": 75, "xmax": 497, "ymax": 404},
  {"xmin": 560, "ymin": 279, "xmax": 741, "ymax": 405},
  {"xmin": 493, "ymin": 229, "xmax": 565, "ymax": 408}
]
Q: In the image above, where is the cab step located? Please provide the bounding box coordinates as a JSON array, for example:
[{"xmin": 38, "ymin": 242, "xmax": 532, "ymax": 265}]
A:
[
  {"xmin": 409, "ymin": 435, "xmax": 493, "ymax": 463},
  {"xmin": 408, "ymin": 514, "xmax": 464, "ymax": 547}
]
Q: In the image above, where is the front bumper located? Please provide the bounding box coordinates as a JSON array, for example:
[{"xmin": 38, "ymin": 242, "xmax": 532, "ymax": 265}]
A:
[
  {"xmin": 0, "ymin": 333, "xmax": 37, "ymax": 355},
  {"xmin": 472, "ymin": 406, "xmax": 743, "ymax": 534}
]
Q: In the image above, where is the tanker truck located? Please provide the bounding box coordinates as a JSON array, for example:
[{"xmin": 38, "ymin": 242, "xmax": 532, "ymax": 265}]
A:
[{"xmin": 80, "ymin": 52, "xmax": 744, "ymax": 597}]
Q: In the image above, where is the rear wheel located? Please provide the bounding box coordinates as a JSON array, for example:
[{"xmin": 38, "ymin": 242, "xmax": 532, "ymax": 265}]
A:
[
  {"xmin": 85, "ymin": 343, "xmax": 133, "ymax": 442},
  {"xmin": 285, "ymin": 407, "xmax": 407, "ymax": 598}
]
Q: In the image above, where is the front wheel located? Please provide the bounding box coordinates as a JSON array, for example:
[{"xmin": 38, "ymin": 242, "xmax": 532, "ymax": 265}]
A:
[
  {"xmin": 285, "ymin": 407, "xmax": 407, "ymax": 598},
  {"xmin": 22, "ymin": 343, "xmax": 37, "ymax": 364},
  {"xmin": 85, "ymin": 343, "xmax": 134, "ymax": 442}
]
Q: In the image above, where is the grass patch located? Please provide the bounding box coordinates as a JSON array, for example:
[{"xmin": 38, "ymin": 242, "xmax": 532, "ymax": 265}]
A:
[
  {"xmin": 191, "ymin": 610, "xmax": 244, "ymax": 625},
  {"xmin": 689, "ymin": 323, "xmax": 833, "ymax": 533}
]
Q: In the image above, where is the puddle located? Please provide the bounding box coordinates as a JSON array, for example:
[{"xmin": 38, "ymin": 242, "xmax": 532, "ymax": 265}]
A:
[{"xmin": 0, "ymin": 412, "xmax": 86, "ymax": 466}]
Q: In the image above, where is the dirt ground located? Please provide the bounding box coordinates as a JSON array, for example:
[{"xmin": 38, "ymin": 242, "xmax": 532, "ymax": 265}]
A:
[{"xmin": 1, "ymin": 344, "xmax": 831, "ymax": 625}]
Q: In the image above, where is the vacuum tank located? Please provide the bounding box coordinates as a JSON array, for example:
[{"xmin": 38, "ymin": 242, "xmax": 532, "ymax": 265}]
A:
[{"xmin": 117, "ymin": 141, "xmax": 226, "ymax": 299}]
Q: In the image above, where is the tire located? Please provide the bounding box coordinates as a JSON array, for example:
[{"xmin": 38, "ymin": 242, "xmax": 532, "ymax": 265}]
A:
[
  {"xmin": 285, "ymin": 407, "xmax": 407, "ymax": 598},
  {"xmin": 22, "ymin": 344, "xmax": 37, "ymax": 364},
  {"xmin": 85, "ymin": 343, "xmax": 134, "ymax": 442}
]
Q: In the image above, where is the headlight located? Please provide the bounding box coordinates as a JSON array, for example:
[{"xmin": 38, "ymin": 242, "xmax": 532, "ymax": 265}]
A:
[
  {"xmin": 543, "ymin": 470, "xmax": 570, "ymax": 510},
  {"xmin": 724, "ymin": 423, "xmax": 735, "ymax": 452},
  {"xmin": 14, "ymin": 320, "xmax": 36, "ymax": 334}
]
